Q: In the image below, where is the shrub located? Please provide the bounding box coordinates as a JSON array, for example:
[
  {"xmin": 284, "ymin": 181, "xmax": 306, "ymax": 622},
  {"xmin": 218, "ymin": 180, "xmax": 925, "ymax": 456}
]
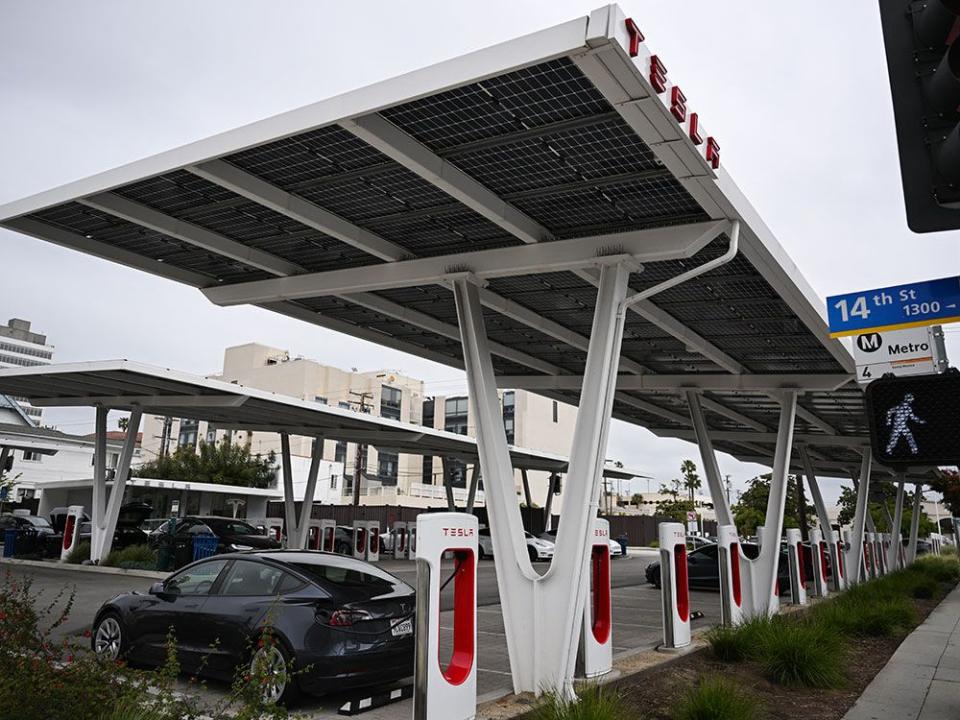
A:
[
  {"xmin": 706, "ymin": 616, "xmax": 773, "ymax": 663},
  {"xmin": 917, "ymin": 556, "xmax": 960, "ymax": 585},
  {"xmin": 759, "ymin": 620, "xmax": 845, "ymax": 688},
  {"xmin": 672, "ymin": 675, "xmax": 760, "ymax": 720},
  {"xmin": 65, "ymin": 540, "xmax": 91, "ymax": 565},
  {"xmin": 529, "ymin": 686, "xmax": 630, "ymax": 720},
  {"xmin": 911, "ymin": 578, "xmax": 937, "ymax": 599},
  {"xmin": 816, "ymin": 594, "xmax": 915, "ymax": 638},
  {"xmin": 102, "ymin": 544, "xmax": 157, "ymax": 570}
]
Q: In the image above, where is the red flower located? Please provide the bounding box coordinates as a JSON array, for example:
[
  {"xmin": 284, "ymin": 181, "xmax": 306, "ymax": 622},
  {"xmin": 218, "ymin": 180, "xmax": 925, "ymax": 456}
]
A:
[{"xmin": 82, "ymin": 629, "xmax": 91, "ymax": 638}]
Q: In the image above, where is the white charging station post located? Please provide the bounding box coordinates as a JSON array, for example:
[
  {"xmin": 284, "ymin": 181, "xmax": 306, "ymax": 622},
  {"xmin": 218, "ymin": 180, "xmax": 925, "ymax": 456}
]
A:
[
  {"xmin": 319, "ymin": 519, "xmax": 336, "ymax": 552},
  {"xmin": 265, "ymin": 517, "xmax": 284, "ymax": 543},
  {"xmin": 864, "ymin": 532, "xmax": 876, "ymax": 579},
  {"xmin": 351, "ymin": 524, "xmax": 368, "ymax": 560},
  {"xmin": 408, "ymin": 522, "xmax": 418, "ymax": 559},
  {"xmin": 785, "ymin": 528, "xmax": 807, "ymax": 605},
  {"xmin": 717, "ymin": 524, "xmax": 743, "ymax": 626},
  {"xmin": 658, "ymin": 522, "xmax": 690, "ymax": 650},
  {"xmin": 579, "ymin": 518, "xmax": 612, "ymax": 678},
  {"xmin": 366, "ymin": 520, "xmax": 381, "ymax": 562},
  {"xmin": 414, "ymin": 512, "xmax": 477, "ymax": 720},
  {"xmin": 832, "ymin": 530, "xmax": 846, "ymax": 590},
  {"xmin": 808, "ymin": 528, "xmax": 829, "ymax": 598},
  {"xmin": 59, "ymin": 505, "xmax": 84, "ymax": 561},
  {"xmin": 392, "ymin": 521, "xmax": 409, "ymax": 560},
  {"xmin": 879, "ymin": 534, "xmax": 890, "ymax": 576}
]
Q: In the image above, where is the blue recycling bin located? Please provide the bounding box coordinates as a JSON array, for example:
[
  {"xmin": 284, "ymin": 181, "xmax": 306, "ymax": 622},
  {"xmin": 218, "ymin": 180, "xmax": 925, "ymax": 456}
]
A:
[
  {"xmin": 192, "ymin": 533, "xmax": 219, "ymax": 562},
  {"xmin": 3, "ymin": 528, "xmax": 15, "ymax": 558}
]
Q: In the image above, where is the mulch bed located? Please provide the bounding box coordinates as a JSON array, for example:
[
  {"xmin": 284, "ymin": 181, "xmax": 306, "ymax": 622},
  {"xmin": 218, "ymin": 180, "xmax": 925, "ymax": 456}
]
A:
[{"xmin": 616, "ymin": 596, "xmax": 941, "ymax": 720}]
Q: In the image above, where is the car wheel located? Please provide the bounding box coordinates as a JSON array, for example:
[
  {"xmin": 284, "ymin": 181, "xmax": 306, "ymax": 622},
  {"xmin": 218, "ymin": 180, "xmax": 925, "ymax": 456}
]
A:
[
  {"xmin": 250, "ymin": 638, "xmax": 299, "ymax": 706},
  {"xmin": 92, "ymin": 611, "xmax": 127, "ymax": 661},
  {"xmin": 650, "ymin": 569, "xmax": 661, "ymax": 589},
  {"xmin": 528, "ymin": 546, "xmax": 538, "ymax": 563}
]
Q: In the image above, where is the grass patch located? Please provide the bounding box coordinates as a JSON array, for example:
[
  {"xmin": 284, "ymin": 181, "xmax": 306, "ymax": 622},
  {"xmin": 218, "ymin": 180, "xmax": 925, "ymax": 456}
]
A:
[
  {"xmin": 64, "ymin": 540, "xmax": 90, "ymax": 565},
  {"xmin": 102, "ymin": 544, "xmax": 157, "ymax": 570},
  {"xmin": 814, "ymin": 595, "xmax": 916, "ymax": 638},
  {"xmin": 671, "ymin": 675, "xmax": 761, "ymax": 720},
  {"xmin": 759, "ymin": 620, "xmax": 846, "ymax": 688},
  {"xmin": 529, "ymin": 686, "xmax": 630, "ymax": 720},
  {"xmin": 706, "ymin": 616, "xmax": 773, "ymax": 663}
]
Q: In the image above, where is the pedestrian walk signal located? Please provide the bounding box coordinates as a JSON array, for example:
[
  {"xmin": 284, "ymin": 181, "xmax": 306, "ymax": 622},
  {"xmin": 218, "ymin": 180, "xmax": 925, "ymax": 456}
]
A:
[{"xmin": 864, "ymin": 371, "xmax": 960, "ymax": 467}]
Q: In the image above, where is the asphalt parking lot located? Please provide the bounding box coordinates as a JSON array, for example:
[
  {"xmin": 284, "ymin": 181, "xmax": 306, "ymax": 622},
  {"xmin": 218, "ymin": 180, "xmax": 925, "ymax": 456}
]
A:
[{"xmin": 1, "ymin": 552, "xmax": 723, "ymax": 719}]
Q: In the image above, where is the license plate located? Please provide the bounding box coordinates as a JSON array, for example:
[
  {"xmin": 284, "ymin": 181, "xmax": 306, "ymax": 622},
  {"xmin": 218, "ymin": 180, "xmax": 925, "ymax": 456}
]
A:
[{"xmin": 392, "ymin": 619, "xmax": 413, "ymax": 637}]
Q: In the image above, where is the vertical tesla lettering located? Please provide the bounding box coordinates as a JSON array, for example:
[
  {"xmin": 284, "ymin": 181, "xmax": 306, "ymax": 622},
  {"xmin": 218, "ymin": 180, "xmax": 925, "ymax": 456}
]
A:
[
  {"xmin": 649, "ymin": 55, "xmax": 668, "ymax": 94},
  {"xmin": 670, "ymin": 87, "xmax": 687, "ymax": 123},
  {"xmin": 625, "ymin": 18, "xmax": 644, "ymax": 57},
  {"xmin": 688, "ymin": 112, "xmax": 703, "ymax": 145},
  {"xmin": 885, "ymin": 393, "xmax": 927, "ymax": 455},
  {"xmin": 706, "ymin": 137, "xmax": 721, "ymax": 169}
]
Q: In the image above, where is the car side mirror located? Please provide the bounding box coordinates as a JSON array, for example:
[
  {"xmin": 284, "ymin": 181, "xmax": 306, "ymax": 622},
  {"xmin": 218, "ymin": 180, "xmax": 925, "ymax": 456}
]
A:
[{"xmin": 149, "ymin": 582, "xmax": 175, "ymax": 601}]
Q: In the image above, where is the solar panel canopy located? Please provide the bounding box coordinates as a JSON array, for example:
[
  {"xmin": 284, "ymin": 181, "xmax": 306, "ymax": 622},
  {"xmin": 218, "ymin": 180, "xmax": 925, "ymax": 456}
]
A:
[{"xmin": 0, "ymin": 5, "xmax": 890, "ymax": 480}]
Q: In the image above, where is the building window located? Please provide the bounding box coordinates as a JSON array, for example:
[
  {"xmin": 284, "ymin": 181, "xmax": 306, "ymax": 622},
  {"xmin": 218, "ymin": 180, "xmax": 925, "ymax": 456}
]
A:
[
  {"xmin": 444, "ymin": 397, "xmax": 469, "ymax": 435},
  {"xmin": 377, "ymin": 450, "xmax": 399, "ymax": 486},
  {"xmin": 422, "ymin": 456, "xmax": 434, "ymax": 485},
  {"xmin": 335, "ymin": 441, "xmax": 347, "ymax": 464},
  {"xmin": 314, "ymin": 396, "xmax": 327, "ymax": 405},
  {"xmin": 178, "ymin": 419, "xmax": 199, "ymax": 450},
  {"xmin": 21, "ymin": 451, "xmax": 41, "ymax": 462},
  {"xmin": 502, "ymin": 391, "xmax": 515, "ymax": 444},
  {"xmin": 422, "ymin": 398, "xmax": 435, "ymax": 429},
  {"xmin": 380, "ymin": 386, "xmax": 402, "ymax": 421},
  {"xmin": 552, "ymin": 400, "xmax": 558, "ymax": 423},
  {"xmin": 330, "ymin": 474, "xmax": 338, "ymax": 490}
]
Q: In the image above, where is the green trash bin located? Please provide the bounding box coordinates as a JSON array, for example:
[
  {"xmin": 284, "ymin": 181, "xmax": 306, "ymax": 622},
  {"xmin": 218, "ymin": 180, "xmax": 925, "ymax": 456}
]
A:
[{"xmin": 155, "ymin": 516, "xmax": 177, "ymax": 572}]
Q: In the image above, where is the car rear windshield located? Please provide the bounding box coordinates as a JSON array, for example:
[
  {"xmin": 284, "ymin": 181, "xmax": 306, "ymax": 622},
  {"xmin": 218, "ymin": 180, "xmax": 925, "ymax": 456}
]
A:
[
  {"xmin": 204, "ymin": 519, "xmax": 258, "ymax": 535},
  {"xmin": 290, "ymin": 561, "xmax": 399, "ymax": 592},
  {"xmin": 26, "ymin": 517, "xmax": 51, "ymax": 528}
]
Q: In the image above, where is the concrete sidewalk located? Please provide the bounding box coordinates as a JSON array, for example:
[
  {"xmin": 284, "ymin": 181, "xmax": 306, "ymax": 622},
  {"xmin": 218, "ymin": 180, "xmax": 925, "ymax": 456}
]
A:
[{"xmin": 844, "ymin": 585, "xmax": 960, "ymax": 720}]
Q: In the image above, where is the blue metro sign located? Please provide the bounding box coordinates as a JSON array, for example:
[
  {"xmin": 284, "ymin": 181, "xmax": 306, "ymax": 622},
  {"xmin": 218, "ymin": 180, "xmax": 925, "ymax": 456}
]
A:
[{"xmin": 826, "ymin": 276, "xmax": 960, "ymax": 338}]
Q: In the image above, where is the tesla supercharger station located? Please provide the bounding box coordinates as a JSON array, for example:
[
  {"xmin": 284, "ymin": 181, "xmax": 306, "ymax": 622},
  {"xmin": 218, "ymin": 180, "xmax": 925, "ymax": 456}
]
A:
[
  {"xmin": 352, "ymin": 524, "xmax": 368, "ymax": 560},
  {"xmin": 880, "ymin": 534, "xmax": 891, "ymax": 576},
  {"xmin": 392, "ymin": 521, "xmax": 409, "ymax": 560},
  {"xmin": 717, "ymin": 524, "xmax": 743, "ymax": 626},
  {"xmin": 864, "ymin": 532, "xmax": 876, "ymax": 579},
  {"xmin": 408, "ymin": 523, "xmax": 418, "ymax": 560},
  {"xmin": 306, "ymin": 520, "xmax": 321, "ymax": 550},
  {"xmin": 413, "ymin": 512, "xmax": 477, "ymax": 720},
  {"xmin": 319, "ymin": 519, "xmax": 336, "ymax": 552},
  {"xmin": 366, "ymin": 520, "xmax": 381, "ymax": 562},
  {"xmin": 658, "ymin": 522, "xmax": 690, "ymax": 650},
  {"xmin": 808, "ymin": 528, "xmax": 829, "ymax": 598},
  {"xmin": 264, "ymin": 517, "xmax": 284, "ymax": 543},
  {"xmin": 896, "ymin": 533, "xmax": 906, "ymax": 570},
  {"xmin": 59, "ymin": 505, "xmax": 84, "ymax": 561},
  {"xmin": 785, "ymin": 528, "xmax": 807, "ymax": 606},
  {"xmin": 874, "ymin": 533, "xmax": 886, "ymax": 577},
  {"xmin": 578, "ymin": 518, "xmax": 612, "ymax": 678},
  {"xmin": 832, "ymin": 530, "xmax": 846, "ymax": 590}
]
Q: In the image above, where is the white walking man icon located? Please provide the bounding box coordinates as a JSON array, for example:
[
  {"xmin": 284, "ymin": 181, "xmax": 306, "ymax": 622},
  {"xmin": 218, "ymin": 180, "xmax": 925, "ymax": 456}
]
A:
[{"xmin": 885, "ymin": 393, "xmax": 927, "ymax": 455}]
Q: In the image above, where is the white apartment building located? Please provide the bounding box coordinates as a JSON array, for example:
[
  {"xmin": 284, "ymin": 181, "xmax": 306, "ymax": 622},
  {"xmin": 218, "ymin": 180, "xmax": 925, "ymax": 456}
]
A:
[{"xmin": 0, "ymin": 318, "xmax": 54, "ymax": 422}]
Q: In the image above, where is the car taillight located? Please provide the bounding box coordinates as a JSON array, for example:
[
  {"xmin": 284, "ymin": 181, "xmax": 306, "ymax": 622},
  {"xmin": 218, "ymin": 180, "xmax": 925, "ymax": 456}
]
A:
[{"xmin": 328, "ymin": 609, "xmax": 372, "ymax": 627}]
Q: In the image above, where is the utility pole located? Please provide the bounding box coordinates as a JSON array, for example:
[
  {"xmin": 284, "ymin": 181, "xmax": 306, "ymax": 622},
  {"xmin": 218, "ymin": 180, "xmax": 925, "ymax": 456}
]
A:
[
  {"xmin": 159, "ymin": 416, "xmax": 173, "ymax": 458},
  {"xmin": 349, "ymin": 390, "xmax": 374, "ymax": 507},
  {"xmin": 725, "ymin": 475, "xmax": 732, "ymax": 505}
]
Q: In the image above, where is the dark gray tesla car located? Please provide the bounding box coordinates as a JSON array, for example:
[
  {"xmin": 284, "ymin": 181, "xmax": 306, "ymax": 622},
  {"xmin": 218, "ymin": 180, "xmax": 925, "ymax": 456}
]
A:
[{"xmin": 90, "ymin": 550, "xmax": 415, "ymax": 703}]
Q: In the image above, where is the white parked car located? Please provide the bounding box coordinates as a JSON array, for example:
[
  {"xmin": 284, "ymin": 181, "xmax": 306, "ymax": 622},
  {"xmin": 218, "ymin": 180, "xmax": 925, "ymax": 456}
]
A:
[
  {"xmin": 477, "ymin": 528, "xmax": 555, "ymax": 562},
  {"xmin": 539, "ymin": 530, "xmax": 624, "ymax": 558}
]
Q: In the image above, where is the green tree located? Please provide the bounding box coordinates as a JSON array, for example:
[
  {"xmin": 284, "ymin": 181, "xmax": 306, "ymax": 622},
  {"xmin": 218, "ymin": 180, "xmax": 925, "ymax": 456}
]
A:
[
  {"xmin": 836, "ymin": 483, "xmax": 936, "ymax": 535},
  {"xmin": 631, "ymin": 492, "xmax": 644, "ymax": 509},
  {"xmin": 0, "ymin": 467, "xmax": 19, "ymax": 514},
  {"xmin": 929, "ymin": 468, "xmax": 960, "ymax": 518},
  {"xmin": 134, "ymin": 438, "xmax": 277, "ymax": 488},
  {"xmin": 732, "ymin": 473, "xmax": 811, "ymax": 535}
]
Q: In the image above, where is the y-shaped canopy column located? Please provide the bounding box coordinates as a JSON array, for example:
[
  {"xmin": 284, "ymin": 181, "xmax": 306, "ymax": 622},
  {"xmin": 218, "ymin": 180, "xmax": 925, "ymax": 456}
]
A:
[
  {"xmin": 908, "ymin": 484, "xmax": 923, "ymax": 564},
  {"xmin": 844, "ymin": 454, "xmax": 873, "ymax": 585},
  {"xmin": 91, "ymin": 406, "xmax": 143, "ymax": 563},
  {"xmin": 453, "ymin": 263, "xmax": 628, "ymax": 697},
  {"xmin": 799, "ymin": 445, "xmax": 844, "ymax": 591},
  {"xmin": 887, "ymin": 473, "xmax": 906, "ymax": 571},
  {"xmin": 738, "ymin": 391, "xmax": 798, "ymax": 617},
  {"xmin": 280, "ymin": 434, "xmax": 324, "ymax": 549},
  {"xmin": 686, "ymin": 391, "xmax": 734, "ymax": 527}
]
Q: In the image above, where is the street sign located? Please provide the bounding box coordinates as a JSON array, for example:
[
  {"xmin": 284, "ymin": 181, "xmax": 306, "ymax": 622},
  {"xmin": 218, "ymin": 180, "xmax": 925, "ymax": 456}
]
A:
[
  {"xmin": 864, "ymin": 371, "xmax": 960, "ymax": 468},
  {"xmin": 852, "ymin": 326, "xmax": 946, "ymax": 385},
  {"xmin": 827, "ymin": 276, "xmax": 960, "ymax": 338}
]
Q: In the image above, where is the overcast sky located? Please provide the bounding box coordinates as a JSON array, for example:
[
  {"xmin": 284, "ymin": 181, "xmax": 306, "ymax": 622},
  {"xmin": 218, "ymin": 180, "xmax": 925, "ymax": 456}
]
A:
[{"xmin": 1, "ymin": 1, "xmax": 957, "ymax": 507}]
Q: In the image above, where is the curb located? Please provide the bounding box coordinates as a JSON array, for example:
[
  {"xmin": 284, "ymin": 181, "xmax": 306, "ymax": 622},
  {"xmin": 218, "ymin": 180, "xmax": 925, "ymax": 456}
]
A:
[{"xmin": 0, "ymin": 557, "xmax": 167, "ymax": 580}]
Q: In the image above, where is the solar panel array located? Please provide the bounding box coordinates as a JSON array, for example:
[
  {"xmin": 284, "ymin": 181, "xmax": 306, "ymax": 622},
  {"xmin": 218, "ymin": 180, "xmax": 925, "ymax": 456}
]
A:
[{"xmin": 4, "ymin": 51, "xmax": 870, "ymax": 475}]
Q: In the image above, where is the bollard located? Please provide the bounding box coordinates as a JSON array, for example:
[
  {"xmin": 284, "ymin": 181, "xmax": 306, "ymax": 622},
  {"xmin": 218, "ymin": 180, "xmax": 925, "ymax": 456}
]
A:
[
  {"xmin": 352, "ymin": 524, "xmax": 368, "ymax": 560},
  {"xmin": 579, "ymin": 518, "xmax": 612, "ymax": 678},
  {"xmin": 717, "ymin": 524, "xmax": 743, "ymax": 626},
  {"xmin": 366, "ymin": 520, "xmax": 381, "ymax": 562},
  {"xmin": 658, "ymin": 522, "xmax": 690, "ymax": 650},
  {"xmin": 392, "ymin": 521, "xmax": 409, "ymax": 560},
  {"xmin": 59, "ymin": 505, "xmax": 84, "ymax": 562},
  {"xmin": 786, "ymin": 528, "xmax": 807, "ymax": 605},
  {"xmin": 833, "ymin": 530, "xmax": 846, "ymax": 590},
  {"xmin": 413, "ymin": 513, "xmax": 477, "ymax": 720},
  {"xmin": 319, "ymin": 519, "xmax": 336, "ymax": 552},
  {"xmin": 808, "ymin": 528, "xmax": 829, "ymax": 598}
]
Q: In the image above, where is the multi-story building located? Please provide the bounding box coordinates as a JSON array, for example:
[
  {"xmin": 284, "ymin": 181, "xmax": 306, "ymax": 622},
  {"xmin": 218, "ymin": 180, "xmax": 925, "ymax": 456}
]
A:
[{"xmin": 0, "ymin": 318, "xmax": 54, "ymax": 423}]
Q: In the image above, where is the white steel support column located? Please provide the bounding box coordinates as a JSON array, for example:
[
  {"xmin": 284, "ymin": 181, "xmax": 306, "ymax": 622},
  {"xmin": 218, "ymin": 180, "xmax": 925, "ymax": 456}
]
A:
[
  {"xmin": 888, "ymin": 474, "xmax": 906, "ymax": 571},
  {"xmin": 466, "ymin": 464, "xmax": 480, "ymax": 514},
  {"xmin": 844, "ymin": 454, "xmax": 873, "ymax": 586},
  {"xmin": 739, "ymin": 391, "xmax": 797, "ymax": 618},
  {"xmin": 799, "ymin": 446, "xmax": 842, "ymax": 591},
  {"xmin": 92, "ymin": 409, "xmax": 142, "ymax": 563},
  {"xmin": 908, "ymin": 484, "xmax": 923, "ymax": 564},
  {"xmin": 91, "ymin": 406, "xmax": 108, "ymax": 537},
  {"xmin": 280, "ymin": 433, "xmax": 296, "ymax": 546},
  {"xmin": 686, "ymin": 391, "xmax": 733, "ymax": 527},
  {"xmin": 441, "ymin": 457, "xmax": 456, "ymax": 512},
  {"xmin": 289, "ymin": 436, "xmax": 323, "ymax": 549},
  {"xmin": 452, "ymin": 263, "xmax": 629, "ymax": 697}
]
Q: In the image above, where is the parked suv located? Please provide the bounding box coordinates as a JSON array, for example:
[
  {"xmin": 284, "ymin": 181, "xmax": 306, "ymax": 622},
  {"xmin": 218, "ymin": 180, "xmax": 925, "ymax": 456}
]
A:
[{"xmin": 477, "ymin": 528, "xmax": 555, "ymax": 562}]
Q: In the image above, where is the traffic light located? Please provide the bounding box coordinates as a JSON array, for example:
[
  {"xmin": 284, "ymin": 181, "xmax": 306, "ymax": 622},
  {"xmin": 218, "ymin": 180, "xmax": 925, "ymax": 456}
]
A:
[
  {"xmin": 878, "ymin": 0, "xmax": 960, "ymax": 232},
  {"xmin": 864, "ymin": 370, "xmax": 960, "ymax": 467}
]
